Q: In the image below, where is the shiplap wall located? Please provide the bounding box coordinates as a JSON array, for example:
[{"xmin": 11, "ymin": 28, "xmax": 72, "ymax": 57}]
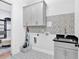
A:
[{"xmin": 29, "ymin": 13, "xmax": 74, "ymax": 34}]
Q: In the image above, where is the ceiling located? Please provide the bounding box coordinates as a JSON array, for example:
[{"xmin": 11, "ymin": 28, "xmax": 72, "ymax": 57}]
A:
[{"xmin": 0, "ymin": 0, "xmax": 11, "ymax": 12}]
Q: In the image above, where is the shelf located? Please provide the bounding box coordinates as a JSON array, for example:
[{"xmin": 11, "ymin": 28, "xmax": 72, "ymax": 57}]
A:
[
  {"xmin": 0, "ymin": 19, "xmax": 7, "ymax": 39},
  {"xmin": 0, "ymin": 24, "xmax": 5, "ymax": 26},
  {"xmin": 7, "ymin": 29, "xmax": 11, "ymax": 31}
]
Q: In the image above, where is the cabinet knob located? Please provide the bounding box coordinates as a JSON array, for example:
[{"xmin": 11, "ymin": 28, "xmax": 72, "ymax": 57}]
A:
[{"xmin": 75, "ymin": 44, "xmax": 79, "ymax": 47}]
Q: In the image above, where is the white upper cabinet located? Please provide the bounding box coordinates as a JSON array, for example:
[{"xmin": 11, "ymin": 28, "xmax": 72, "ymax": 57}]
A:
[{"xmin": 23, "ymin": 0, "xmax": 47, "ymax": 26}]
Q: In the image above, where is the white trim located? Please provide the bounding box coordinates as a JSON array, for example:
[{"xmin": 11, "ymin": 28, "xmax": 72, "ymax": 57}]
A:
[
  {"xmin": 0, "ymin": 0, "xmax": 12, "ymax": 5},
  {"xmin": 47, "ymin": 9, "xmax": 74, "ymax": 16},
  {"xmin": 32, "ymin": 47, "xmax": 54, "ymax": 56}
]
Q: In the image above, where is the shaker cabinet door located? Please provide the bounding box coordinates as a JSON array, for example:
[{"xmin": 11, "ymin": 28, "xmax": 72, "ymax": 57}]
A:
[
  {"xmin": 23, "ymin": 7, "xmax": 32, "ymax": 25},
  {"xmin": 54, "ymin": 46, "xmax": 65, "ymax": 59},
  {"xmin": 66, "ymin": 49, "xmax": 78, "ymax": 59},
  {"xmin": 23, "ymin": 5, "xmax": 32, "ymax": 26},
  {"xmin": 31, "ymin": 2, "xmax": 43, "ymax": 26},
  {"xmin": 75, "ymin": 53, "xmax": 78, "ymax": 59}
]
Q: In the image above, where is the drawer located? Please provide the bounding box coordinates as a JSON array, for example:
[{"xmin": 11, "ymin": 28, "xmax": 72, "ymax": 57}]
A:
[{"xmin": 54, "ymin": 42, "xmax": 78, "ymax": 50}]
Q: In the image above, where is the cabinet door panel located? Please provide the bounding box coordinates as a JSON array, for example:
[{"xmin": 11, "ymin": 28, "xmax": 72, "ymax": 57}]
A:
[
  {"xmin": 66, "ymin": 53, "xmax": 74, "ymax": 59},
  {"xmin": 23, "ymin": 6, "xmax": 32, "ymax": 26},
  {"xmin": 75, "ymin": 53, "xmax": 78, "ymax": 59},
  {"xmin": 54, "ymin": 46, "xmax": 65, "ymax": 59},
  {"xmin": 31, "ymin": 3, "xmax": 43, "ymax": 25},
  {"xmin": 66, "ymin": 49, "xmax": 78, "ymax": 59}
]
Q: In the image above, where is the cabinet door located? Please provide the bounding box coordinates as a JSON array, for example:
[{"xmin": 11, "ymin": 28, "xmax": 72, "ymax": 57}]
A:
[
  {"xmin": 54, "ymin": 46, "xmax": 65, "ymax": 59},
  {"xmin": 66, "ymin": 49, "xmax": 78, "ymax": 59},
  {"xmin": 23, "ymin": 6, "xmax": 32, "ymax": 26},
  {"xmin": 73, "ymin": 49, "xmax": 78, "ymax": 59},
  {"xmin": 23, "ymin": 1, "xmax": 46, "ymax": 26},
  {"xmin": 75, "ymin": 53, "xmax": 78, "ymax": 59},
  {"xmin": 31, "ymin": 2, "xmax": 43, "ymax": 26}
]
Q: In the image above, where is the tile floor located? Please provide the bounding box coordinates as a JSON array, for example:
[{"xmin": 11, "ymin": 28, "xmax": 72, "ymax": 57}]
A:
[
  {"xmin": 8, "ymin": 49, "xmax": 53, "ymax": 59},
  {"xmin": 0, "ymin": 48, "xmax": 11, "ymax": 55},
  {"xmin": 0, "ymin": 51, "xmax": 11, "ymax": 59},
  {"xmin": 0, "ymin": 47, "xmax": 11, "ymax": 59}
]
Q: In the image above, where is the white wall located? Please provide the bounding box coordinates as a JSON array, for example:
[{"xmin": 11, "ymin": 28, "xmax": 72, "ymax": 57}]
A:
[
  {"xmin": 23, "ymin": 0, "xmax": 74, "ymax": 16},
  {"xmin": 75, "ymin": 0, "xmax": 79, "ymax": 37},
  {"xmin": 30, "ymin": 33, "xmax": 55, "ymax": 55},
  {"xmin": 75, "ymin": 0, "xmax": 79, "ymax": 59},
  {"xmin": 45, "ymin": 0, "xmax": 74, "ymax": 16},
  {"xmin": 3, "ymin": 0, "xmax": 26, "ymax": 55},
  {"xmin": 0, "ymin": 10, "xmax": 11, "ymax": 19},
  {"xmin": 11, "ymin": 0, "xmax": 26, "ymax": 55}
]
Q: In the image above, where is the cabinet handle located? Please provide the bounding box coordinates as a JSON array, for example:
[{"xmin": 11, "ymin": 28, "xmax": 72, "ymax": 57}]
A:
[{"xmin": 75, "ymin": 44, "xmax": 79, "ymax": 47}]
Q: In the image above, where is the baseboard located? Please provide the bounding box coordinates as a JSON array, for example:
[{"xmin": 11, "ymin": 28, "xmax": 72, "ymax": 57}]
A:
[{"xmin": 32, "ymin": 47, "xmax": 54, "ymax": 56}]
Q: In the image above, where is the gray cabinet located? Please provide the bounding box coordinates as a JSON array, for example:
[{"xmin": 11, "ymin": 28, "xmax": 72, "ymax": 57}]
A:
[
  {"xmin": 23, "ymin": 6, "xmax": 32, "ymax": 26},
  {"xmin": 66, "ymin": 49, "xmax": 78, "ymax": 59},
  {"xmin": 54, "ymin": 42, "xmax": 78, "ymax": 59},
  {"xmin": 23, "ymin": 1, "xmax": 47, "ymax": 26},
  {"xmin": 54, "ymin": 46, "xmax": 65, "ymax": 59}
]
